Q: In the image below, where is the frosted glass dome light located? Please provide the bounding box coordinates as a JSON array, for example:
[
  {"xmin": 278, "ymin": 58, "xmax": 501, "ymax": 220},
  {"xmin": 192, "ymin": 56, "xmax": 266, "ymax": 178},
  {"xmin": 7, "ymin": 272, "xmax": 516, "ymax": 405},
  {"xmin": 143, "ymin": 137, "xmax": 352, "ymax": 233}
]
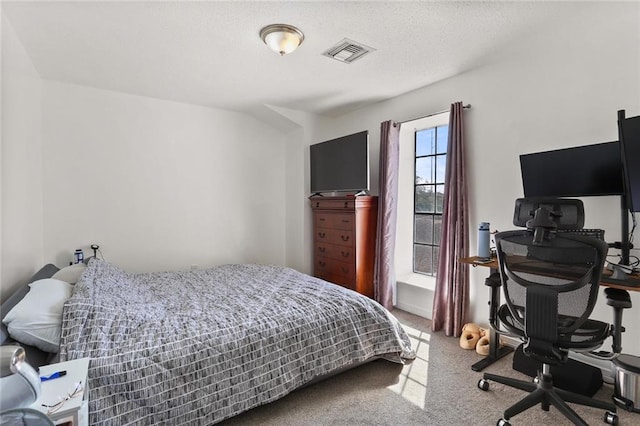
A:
[{"xmin": 260, "ymin": 24, "xmax": 304, "ymax": 56}]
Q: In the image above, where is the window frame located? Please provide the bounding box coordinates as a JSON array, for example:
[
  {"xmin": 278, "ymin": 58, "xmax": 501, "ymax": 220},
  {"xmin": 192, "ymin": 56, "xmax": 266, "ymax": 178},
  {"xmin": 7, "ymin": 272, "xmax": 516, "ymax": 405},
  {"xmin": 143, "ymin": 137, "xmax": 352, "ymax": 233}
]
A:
[
  {"xmin": 395, "ymin": 112, "xmax": 449, "ymax": 290},
  {"xmin": 413, "ymin": 124, "xmax": 448, "ymax": 276}
]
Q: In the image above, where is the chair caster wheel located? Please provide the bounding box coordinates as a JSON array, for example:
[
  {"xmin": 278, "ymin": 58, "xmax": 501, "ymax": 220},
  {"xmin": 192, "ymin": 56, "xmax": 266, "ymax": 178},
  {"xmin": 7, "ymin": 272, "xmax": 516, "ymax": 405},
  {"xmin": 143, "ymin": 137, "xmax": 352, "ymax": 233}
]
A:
[
  {"xmin": 497, "ymin": 419, "xmax": 511, "ymax": 426},
  {"xmin": 604, "ymin": 411, "xmax": 618, "ymax": 426},
  {"xmin": 478, "ymin": 378, "xmax": 489, "ymax": 391}
]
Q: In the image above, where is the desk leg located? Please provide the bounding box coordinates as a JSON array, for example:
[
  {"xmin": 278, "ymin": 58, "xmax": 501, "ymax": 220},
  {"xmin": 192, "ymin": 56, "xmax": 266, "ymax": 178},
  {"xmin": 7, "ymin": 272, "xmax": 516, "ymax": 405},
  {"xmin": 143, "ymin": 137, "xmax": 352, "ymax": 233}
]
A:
[
  {"xmin": 471, "ymin": 326, "xmax": 513, "ymax": 371},
  {"xmin": 471, "ymin": 272, "xmax": 514, "ymax": 371}
]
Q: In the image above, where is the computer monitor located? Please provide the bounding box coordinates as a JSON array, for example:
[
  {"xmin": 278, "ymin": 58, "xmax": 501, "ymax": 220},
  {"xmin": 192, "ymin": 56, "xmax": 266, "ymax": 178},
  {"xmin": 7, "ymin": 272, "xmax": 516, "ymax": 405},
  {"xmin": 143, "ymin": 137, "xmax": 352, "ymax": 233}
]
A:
[
  {"xmin": 615, "ymin": 109, "xmax": 640, "ymax": 266},
  {"xmin": 520, "ymin": 142, "xmax": 624, "ymax": 198},
  {"xmin": 519, "ymin": 137, "xmax": 631, "ymax": 266},
  {"xmin": 618, "ymin": 111, "xmax": 640, "ymax": 213}
]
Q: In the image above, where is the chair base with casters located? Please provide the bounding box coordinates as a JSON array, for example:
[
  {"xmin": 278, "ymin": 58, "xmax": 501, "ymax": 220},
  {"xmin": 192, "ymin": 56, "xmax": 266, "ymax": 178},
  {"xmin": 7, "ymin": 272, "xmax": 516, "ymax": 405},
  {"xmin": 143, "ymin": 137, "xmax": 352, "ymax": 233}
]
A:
[
  {"xmin": 477, "ymin": 296, "xmax": 622, "ymax": 425},
  {"xmin": 478, "ymin": 363, "xmax": 618, "ymax": 426}
]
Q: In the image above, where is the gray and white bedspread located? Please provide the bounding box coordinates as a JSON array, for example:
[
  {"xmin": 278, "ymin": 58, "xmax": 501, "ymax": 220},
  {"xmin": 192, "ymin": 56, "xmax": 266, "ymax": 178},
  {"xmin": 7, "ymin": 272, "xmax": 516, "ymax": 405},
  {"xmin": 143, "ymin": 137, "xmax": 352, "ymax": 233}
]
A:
[{"xmin": 59, "ymin": 260, "xmax": 415, "ymax": 425}]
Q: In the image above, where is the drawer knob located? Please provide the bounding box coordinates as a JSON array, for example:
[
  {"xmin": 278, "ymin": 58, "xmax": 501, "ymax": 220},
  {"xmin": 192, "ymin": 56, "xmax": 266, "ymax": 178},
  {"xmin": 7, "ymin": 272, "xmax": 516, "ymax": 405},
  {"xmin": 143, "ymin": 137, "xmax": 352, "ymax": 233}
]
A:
[
  {"xmin": 341, "ymin": 251, "xmax": 349, "ymax": 258},
  {"xmin": 342, "ymin": 219, "xmax": 350, "ymax": 223},
  {"xmin": 319, "ymin": 261, "xmax": 326, "ymax": 267},
  {"xmin": 318, "ymin": 232, "xmax": 326, "ymax": 238},
  {"xmin": 319, "ymin": 247, "xmax": 326, "ymax": 253},
  {"xmin": 319, "ymin": 217, "xmax": 326, "ymax": 222},
  {"xmin": 341, "ymin": 267, "xmax": 349, "ymax": 273},
  {"xmin": 341, "ymin": 235, "xmax": 350, "ymax": 242},
  {"xmin": 344, "ymin": 202, "xmax": 348, "ymax": 208},
  {"xmin": 316, "ymin": 202, "xmax": 320, "ymax": 208}
]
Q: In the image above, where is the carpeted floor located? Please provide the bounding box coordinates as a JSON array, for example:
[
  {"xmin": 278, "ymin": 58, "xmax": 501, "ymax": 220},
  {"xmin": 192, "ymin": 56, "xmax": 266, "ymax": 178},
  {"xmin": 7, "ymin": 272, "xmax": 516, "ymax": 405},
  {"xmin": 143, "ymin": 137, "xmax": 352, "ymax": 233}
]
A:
[{"xmin": 221, "ymin": 310, "xmax": 638, "ymax": 425}]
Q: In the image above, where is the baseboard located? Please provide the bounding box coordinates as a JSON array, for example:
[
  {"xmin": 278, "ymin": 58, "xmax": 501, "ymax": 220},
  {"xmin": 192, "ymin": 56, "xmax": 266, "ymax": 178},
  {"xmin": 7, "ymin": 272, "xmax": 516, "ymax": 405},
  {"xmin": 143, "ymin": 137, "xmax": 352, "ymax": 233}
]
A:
[{"xmin": 395, "ymin": 301, "xmax": 431, "ymax": 319}]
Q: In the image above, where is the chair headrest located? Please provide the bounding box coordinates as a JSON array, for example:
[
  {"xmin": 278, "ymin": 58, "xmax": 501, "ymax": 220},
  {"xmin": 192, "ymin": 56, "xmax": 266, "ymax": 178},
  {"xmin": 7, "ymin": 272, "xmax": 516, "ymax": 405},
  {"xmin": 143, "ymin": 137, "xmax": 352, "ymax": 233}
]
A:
[
  {"xmin": 513, "ymin": 197, "xmax": 585, "ymax": 230},
  {"xmin": 526, "ymin": 207, "xmax": 559, "ymax": 244}
]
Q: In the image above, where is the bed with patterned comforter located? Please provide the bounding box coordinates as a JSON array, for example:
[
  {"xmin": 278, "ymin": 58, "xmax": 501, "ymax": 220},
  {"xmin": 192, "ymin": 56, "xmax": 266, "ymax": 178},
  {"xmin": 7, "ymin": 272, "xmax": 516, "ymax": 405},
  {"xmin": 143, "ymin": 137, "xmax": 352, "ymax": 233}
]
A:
[{"xmin": 59, "ymin": 260, "xmax": 415, "ymax": 425}]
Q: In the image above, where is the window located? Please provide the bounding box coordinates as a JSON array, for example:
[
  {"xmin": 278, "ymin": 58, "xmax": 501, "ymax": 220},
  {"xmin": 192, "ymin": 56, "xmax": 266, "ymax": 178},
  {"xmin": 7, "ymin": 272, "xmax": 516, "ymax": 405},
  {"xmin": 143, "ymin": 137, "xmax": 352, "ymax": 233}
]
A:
[
  {"xmin": 396, "ymin": 113, "xmax": 449, "ymax": 290},
  {"xmin": 413, "ymin": 125, "xmax": 448, "ymax": 275}
]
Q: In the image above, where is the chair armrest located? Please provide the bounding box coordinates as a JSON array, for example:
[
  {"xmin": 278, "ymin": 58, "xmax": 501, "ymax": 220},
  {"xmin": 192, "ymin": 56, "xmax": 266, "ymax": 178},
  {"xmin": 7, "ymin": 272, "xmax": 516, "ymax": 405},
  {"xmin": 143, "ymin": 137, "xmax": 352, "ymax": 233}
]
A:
[
  {"xmin": 605, "ymin": 288, "xmax": 632, "ymax": 309},
  {"xmin": 605, "ymin": 288, "xmax": 632, "ymax": 354}
]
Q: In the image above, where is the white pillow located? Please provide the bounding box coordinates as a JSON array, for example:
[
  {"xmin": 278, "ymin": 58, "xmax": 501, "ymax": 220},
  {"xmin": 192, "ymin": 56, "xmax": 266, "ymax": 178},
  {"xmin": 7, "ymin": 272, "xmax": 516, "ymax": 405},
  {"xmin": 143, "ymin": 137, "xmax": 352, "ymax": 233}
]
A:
[
  {"xmin": 2, "ymin": 278, "xmax": 73, "ymax": 353},
  {"xmin": 52, "ymin": 263, "xmax": 86, "ymax": 284}
]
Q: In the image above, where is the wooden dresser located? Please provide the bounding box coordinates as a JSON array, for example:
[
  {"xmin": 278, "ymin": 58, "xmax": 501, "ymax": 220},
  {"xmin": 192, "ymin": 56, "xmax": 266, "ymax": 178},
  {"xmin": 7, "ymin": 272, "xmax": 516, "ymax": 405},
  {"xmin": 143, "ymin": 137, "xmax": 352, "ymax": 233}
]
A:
[{"xmin": 310, "ymin": 196, "xmax": 378, "ymax": 298}]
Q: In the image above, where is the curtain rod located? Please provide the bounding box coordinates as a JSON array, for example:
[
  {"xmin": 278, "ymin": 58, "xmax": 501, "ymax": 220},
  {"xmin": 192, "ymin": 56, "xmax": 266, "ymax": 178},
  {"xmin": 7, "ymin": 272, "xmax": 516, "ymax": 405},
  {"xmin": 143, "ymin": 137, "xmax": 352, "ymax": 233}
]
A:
[{"xmin": 400, "ymin": 104, "xmax": 471, "ymax": 124}]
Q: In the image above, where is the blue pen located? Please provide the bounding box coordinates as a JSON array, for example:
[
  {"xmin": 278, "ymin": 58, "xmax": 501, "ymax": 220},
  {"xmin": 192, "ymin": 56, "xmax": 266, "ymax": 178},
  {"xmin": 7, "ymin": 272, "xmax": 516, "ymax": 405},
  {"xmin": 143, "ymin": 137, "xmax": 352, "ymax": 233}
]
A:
[{"xmin": 40, "ymin": 370, "xmax": 67, "ymax": 382}]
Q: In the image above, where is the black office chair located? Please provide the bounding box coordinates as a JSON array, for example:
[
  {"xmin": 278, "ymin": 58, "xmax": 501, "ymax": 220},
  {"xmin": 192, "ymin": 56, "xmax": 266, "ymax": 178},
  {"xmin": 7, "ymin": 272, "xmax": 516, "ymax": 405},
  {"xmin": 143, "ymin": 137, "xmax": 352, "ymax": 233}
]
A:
[{"xmin": 478, "ymin": 204, "xmax": 622, "ymax": 426}]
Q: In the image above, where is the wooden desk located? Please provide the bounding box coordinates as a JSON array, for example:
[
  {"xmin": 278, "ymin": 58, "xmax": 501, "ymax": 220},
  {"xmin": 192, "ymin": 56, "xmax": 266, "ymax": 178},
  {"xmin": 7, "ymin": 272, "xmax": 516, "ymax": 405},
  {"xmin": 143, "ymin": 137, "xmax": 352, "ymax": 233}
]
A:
[
  {"xmin": 462, "ymin": 255, "xmax": 640, "ymax": 371},
  {"xmin": 462, "ymin": 256, "xmax": 640, "ymax": 291},
  {"xmin": 600, "ymin": 269, "xmax": 640, "ymax": 291}
]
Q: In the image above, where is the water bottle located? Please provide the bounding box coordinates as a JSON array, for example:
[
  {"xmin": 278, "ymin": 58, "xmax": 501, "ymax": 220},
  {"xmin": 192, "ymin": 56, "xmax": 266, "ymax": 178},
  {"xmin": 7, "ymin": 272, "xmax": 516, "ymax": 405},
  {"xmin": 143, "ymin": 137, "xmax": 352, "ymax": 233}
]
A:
[
  {"xmin": 478, "ymin": 222, "xmax": 491, "ymax": 260},
  {"xmin": 74, "ymin": 249, "xmax": 84, "ymax": 264}
]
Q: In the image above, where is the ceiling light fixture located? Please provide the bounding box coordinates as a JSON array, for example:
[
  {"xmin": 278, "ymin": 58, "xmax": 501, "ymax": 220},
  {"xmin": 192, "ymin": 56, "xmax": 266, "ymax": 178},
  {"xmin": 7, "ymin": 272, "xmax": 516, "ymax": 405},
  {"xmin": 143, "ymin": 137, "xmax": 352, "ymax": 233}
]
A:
[{"xmin": 260, "ymin": 24, "xmax": 304, "ymax": 56}]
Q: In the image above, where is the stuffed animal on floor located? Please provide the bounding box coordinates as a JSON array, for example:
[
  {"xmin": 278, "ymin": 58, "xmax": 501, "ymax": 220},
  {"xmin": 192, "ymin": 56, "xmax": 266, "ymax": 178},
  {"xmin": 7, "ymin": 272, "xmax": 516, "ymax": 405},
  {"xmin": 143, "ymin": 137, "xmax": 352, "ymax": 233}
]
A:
[{"xmin": 459, "ymin": 323, "xmax": 493, "ymax": 355}]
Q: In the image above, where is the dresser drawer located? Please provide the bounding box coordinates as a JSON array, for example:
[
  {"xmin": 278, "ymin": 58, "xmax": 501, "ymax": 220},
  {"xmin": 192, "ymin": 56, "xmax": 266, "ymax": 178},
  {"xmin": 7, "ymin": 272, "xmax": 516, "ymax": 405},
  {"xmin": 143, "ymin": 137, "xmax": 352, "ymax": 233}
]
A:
[
  {"xmin": 315, "ymin": 257, "xmax": 354, "ymax": 279},
  {"xmin": 314, "ymin": 228, "xmax": 354, "ymax": 247},
  {"xmin": 315, "ymin": 213, "xmax": 354, "ymax": 231},
  {"xmin": 316, "ymin": 272, "xmax": 355, "ymax": 291},
  {"xmin": 311, "ymin": 198, "xmax": 355, "ymax": 211},
  {"xmin": 314, "ymin": 257, "xmax": 355, "ymax": 286},
  {"xmin": 315, "ymin": 242, "xmax": 354, "ymax": 262}
]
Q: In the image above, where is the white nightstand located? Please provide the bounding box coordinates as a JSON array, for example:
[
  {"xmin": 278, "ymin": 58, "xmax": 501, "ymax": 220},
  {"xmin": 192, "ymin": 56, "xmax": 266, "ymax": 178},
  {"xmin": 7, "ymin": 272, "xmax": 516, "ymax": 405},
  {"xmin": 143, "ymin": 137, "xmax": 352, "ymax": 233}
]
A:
[{"xmin": 30, "ymin": 357, "xmax": 90, "ymax": 426}]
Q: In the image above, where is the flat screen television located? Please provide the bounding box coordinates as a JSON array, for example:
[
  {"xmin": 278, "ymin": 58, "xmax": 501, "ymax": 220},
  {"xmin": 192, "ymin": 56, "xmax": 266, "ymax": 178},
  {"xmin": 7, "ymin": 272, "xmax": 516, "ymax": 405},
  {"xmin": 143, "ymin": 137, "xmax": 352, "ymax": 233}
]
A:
[
  {"xmin": 310, "ymin": 131, "xmax": 369, "ymax": 194},
  {"xmin": 618, "ymin": 113, "xmax": 640, "ymax": 212},
  {"xmin": 519, "ymin": 141, "xmax": 624, "ymax": 198}
]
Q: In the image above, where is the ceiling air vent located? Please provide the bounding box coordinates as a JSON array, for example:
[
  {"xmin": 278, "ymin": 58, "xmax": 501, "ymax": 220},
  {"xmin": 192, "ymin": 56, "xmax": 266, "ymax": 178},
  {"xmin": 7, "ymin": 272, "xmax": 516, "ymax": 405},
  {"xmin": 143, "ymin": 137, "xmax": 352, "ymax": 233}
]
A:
[{"xmin": 322, "ymin": 38, "xmax": 375, "ymax": 64}]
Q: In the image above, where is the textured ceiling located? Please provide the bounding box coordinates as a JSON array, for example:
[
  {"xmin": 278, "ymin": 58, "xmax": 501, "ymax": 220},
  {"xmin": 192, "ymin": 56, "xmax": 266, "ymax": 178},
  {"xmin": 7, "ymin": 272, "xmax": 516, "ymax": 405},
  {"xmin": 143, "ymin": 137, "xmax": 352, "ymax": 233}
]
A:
[{"xmin": 3, "ymin": 1, "xmax": 584, "ymax": 117}]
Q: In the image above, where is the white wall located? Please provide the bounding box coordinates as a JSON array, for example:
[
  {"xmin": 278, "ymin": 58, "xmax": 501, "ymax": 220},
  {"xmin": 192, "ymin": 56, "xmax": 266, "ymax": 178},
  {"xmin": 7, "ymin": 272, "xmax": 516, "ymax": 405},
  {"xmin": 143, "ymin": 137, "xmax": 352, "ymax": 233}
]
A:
[
  {"xmin": 40, "ymin": 81, "xmax": 287, "ymax": 273},
  {"xmin": 1, "ymin": 12, "xmax": 291, "ymax": 301},
  {"xmin": 310, "ymin": 2, "xmax": 640, "ymax": 354},
  {"xmin": 1, "ymin": 14, "xmax": 44, "ymax": 301},
  {"xmin": 1, "ymin": 15, "xmax": 291, "ymax": 293}
]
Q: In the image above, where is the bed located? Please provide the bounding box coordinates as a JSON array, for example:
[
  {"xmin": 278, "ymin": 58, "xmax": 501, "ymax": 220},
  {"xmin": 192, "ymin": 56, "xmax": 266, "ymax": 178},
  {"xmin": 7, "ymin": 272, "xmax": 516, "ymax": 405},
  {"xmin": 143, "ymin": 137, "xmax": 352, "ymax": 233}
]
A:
[{"xmin": 7, "ymin": 259, "xmax": 414, "ymax": 425}]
